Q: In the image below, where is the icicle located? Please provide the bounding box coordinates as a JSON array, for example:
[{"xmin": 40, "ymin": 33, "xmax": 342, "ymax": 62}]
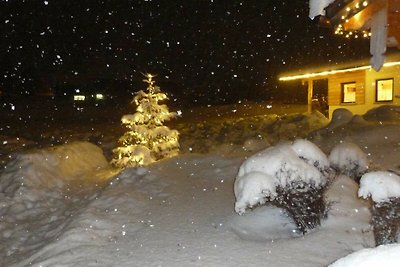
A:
[{"xmin": 370, "ymin": 8, "xmax": 388, "ymax": 71}]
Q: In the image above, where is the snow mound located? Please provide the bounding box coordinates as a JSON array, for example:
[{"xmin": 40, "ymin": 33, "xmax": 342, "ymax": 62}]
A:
[
  {"xmin": 0, "ymin": 141, "xmax": 115, "ymax": 264},
  {"xmin": 329, "ymin": 244, "xmax": 400, "ymax": 267},
  {"xmin": 235, "ymin": 139, "xmax": 328, "ymax": 214},
  {"xmin": 363, "ymin": 105, "xmax": 400, "ymax": 122},
  {"xmin": 0, "ymin": 141, "xmax": 109, "ymax": 199},
  {"xmin": 329, "ymin": 142, "xmax": 369, "ymax": 179},
  {"xmin": 358, "ymin": 171, "xmax": 400, "ymax": 202},
  {"xmin": 230, "ymin": 205, "xmax": 298, "ymax": 241}
]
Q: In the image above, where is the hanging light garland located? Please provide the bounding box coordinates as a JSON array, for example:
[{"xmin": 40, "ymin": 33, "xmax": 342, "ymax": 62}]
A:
[{"xmin": 333, "ymin": 0, "xmax": 372, "ymax": 39}]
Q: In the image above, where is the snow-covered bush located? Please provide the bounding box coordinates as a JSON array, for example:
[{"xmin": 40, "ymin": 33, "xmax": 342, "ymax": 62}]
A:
[
  {"xmin": 329, "ymin": 142, "xmax": 369, "ymax": 181},
  {"xmin": 358, "ymin": 171, "xmax": 400, "ymax": 245},
  {"xmin": 234, "ymin": 172, "xmax": 277, "ymax": 215},
  {"xmin": 111, "ymin": 74, "xmax": 180, "ymax": 168},
  {"xmin": 329, "ymin": 243, "xmax": 400, "ymax": 267},
  {"xmin": 234, "ymin": 139, "xmax": 332, "ymax": 234}
]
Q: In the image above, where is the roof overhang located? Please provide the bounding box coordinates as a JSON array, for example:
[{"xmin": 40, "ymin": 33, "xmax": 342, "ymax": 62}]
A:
[{"xmin": 314, "ymin": 0, "xmax": 400, "ymax": 71}]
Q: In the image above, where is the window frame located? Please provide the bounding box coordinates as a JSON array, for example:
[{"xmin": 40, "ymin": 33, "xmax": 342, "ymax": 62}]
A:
[
  {"xmin": 375, "ymin": 78, "xmax": 394, "ymax": 102},
  {"xmin": 341, "ymin": 81, "xmax": 357, "ymax": 104}
]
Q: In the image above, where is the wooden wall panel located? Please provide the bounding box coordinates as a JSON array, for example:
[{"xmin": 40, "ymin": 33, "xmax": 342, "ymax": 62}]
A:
[{"xmin": 328, "ymin": 70, "xmax": 366, "ymax": 105}]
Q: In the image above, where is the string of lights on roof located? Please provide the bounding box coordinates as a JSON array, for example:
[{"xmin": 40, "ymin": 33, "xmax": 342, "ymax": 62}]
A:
[{"xmin": 334, "ymin": 0, "xmax": 372, "ymax": 39}]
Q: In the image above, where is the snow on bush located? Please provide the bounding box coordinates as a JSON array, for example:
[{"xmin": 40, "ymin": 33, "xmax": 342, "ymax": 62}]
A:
[
  {"xmin": 234, "ymin": 139, "xmax": 330, "ymax": 233},
  {"xmin": 359, "ymin": 171, "xmax": 400, "ymax": 245},
  {"xmin": 291, "ymin": 138, "xmax": 330, "ymax": 173},
  {"xmin": 237, "ymin": 141, "xmax": 327, "ymax": 188},
  {"xmin": 329, "ymin": 243, "xmax": 400, "ymax": 267},
  {"xmin": 358, "ymin": 171, "xmax": 400, "ymax": 203},
  {"xmin": 327, "ymin": 108, "xmax": 354, "ymax": 131},
  {"xmin": 234, "ymin": 172, "xmax": 276, "ymax": 215},
  {"xmin": 329, "ymin": 142, "xmax": 369, "ymax": 181}
]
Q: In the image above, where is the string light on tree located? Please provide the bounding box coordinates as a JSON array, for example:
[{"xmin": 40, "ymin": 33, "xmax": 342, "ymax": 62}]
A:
[{"xmin": 111, "ymin": 73, "xmax": 180, "ymax": 168}]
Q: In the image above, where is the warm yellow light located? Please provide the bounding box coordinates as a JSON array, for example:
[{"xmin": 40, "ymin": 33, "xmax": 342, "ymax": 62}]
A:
[
  {"xmin": 363, "ymin": 1, "xmax": 368, "ymax": 7},
  {"xmin": 279, "ymin": 62, "xmax": 400, "ymax": 81},
  {"xmin": 341, "ymin": 15, "xmax": 346, "ymax": 20},
  {"xmin": 96, "ymin": 93, "xmax": 104, "ymax": 100},
  {"xmin": 355, "ymin": 3, "xmax": 360, "ymax": 8},
  {"xmin": 74, "ymin": 95, "xmax": 85, "ymax": 101},
  {"xmin": 346, "ymin": 7, "xmax": 351, "ymax": 12}
]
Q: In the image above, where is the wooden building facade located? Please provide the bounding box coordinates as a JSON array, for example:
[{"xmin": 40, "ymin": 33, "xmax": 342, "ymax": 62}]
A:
[{"xmin": 279, "ymin": 54, "xmax": 400, "ymax": 118}]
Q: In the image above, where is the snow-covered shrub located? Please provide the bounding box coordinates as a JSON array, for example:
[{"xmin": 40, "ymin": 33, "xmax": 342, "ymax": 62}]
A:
[
  {"xmin": 326, "ymin": 108, "xmax": 354, "ymax": 131},
  {"xmin": 358, "ymin": 171, "xmax": 400, "ymax": 245},
  {"xmin": 291, "ymin": 138, "xmax": 330, "ymax": 174},
  {"xmin": 329, "ymin": 142, "xmax": 369, "ymax": 182},
  {"xmin": 234, "ymin": 172, "xmax": 276, "ymax": 215},
  {"xmin": 234, "ymin": 139, "xmax": 331, "ymax": 234},
  {"xmin": 111, "ymin": 74, "xmax": 180, "ymax": 168},
  {"xmin": 329, "ymin": 243, "xmax": 400, "ymax": 267}
]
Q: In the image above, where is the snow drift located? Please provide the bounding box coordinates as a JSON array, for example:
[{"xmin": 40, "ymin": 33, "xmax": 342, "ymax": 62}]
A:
[{"xmin": 0, "ymin": 141, "xmax": 116, "ymax": 265}]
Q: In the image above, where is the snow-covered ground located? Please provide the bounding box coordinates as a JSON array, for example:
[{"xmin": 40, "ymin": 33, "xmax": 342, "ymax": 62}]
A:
[{"xmin": 1, "ymin": 105, "xmax": 400, "ymax": 266}]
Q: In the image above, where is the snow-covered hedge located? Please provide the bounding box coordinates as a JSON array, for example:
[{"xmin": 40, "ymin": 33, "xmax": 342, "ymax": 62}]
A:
[
  {"xmin": 359, "ymin": 171, "xmax": 400, "ymax": 203},
  {"xmin": 234, "ymin": 139, "xmax": 331, "ymax": 233},
  {"xmin": 329, "ymin": 142, "xmax": 369, "ymax": 181},
  {"xmin": 358, "ymin": 171, "xmax": 400, "ymax": 245}
]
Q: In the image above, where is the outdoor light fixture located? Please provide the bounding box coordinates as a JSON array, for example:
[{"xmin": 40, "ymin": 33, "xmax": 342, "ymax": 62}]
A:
[
  {"xmin": 73, "ymin": 95, "xmax": 86, "ymax": 101},
  {"xmin": 95, "ymin": 94, "xmax": 104, "ymax": 100}
]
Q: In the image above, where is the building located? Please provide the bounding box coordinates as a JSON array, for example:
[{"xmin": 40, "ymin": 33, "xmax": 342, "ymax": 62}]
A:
[
  {"xmin": 311, "ymin": 0, "xmax": 400, "ymax": 71},
  {"xmin": 279, "ymin": 53, "xmax": 400, "ymax": 118}
]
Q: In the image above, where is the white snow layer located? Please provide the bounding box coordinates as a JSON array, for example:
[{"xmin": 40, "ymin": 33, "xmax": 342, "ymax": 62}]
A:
[
  {"xmin": 309, "ymin": 0, "xmax": 335, "ymax": 19},
  {"xmin": 0, "ymin": 141, "xmax": 117, "ymax": 265},
  {"xmin": 329, "ymin": 142, "xmax": 369, "ymax": 178},
  {"xmin": 2, "ymin": 106, "xmax": 400, "ymax": 266},
  {"xmin": 329, "ymin": 244, "xmax": 400, "ymax": 267},
  {"xmin": 358, "ymin": 171, "xmax": 400, "ymax": 202},
  {"xmin": 234, "ymin": 139, "xmax": 328, "ymax": 214}
]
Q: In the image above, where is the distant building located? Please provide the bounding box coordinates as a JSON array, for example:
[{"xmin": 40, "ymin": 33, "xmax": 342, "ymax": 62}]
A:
[{"xmin": 279, "ymin": 53, "xmax": 400, "ymax": 118}]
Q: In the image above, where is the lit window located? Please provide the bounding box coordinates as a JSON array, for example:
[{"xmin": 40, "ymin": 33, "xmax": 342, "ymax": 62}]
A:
[
  {"xmin": 74, "ymin": 95, "xmax": 86, "ymax": 101},
  {"xmin": 376, "ymin": 79, "xmax": 393, "ymax": 102},
  {"xmin": 96, "ymin": 93, "xmax": 104, "ymax": 100},
  {"xmin": 342, "ymin": 82, "xmax": 356, "ymax": 103}
]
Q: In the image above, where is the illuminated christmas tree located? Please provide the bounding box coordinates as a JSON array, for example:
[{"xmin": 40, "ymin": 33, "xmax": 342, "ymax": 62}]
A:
[{"xmin": 112, "ymin": 74, "xmax": 180, "ymax": 168}]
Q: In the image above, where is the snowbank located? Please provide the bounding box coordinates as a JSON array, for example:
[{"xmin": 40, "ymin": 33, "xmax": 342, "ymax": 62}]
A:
[
  {"xmin": 0, "ymin": 141, "xmax": 109, "ymax": 199},
  {"xmin": 0, "ymin": 141, "xmax": 115, "ymax": 264},
  {"xmin": 329, "ymin": 244, "xmax": 400, "ymax": 267},
  {"xmin": 358, "ymin": 171, "xmax": 400, "ymax": 202}
]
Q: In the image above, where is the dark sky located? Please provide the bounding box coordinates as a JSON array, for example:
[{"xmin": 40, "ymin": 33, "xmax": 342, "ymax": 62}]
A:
[{"xmin": 0, "ymin": 0, "xmax": 370, "ymax": 104}]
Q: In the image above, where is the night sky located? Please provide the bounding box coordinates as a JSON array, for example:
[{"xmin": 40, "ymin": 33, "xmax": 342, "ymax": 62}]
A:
[{"xmin": 0, "ymin": 0, "xmax": 370, "ymax": 105}]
